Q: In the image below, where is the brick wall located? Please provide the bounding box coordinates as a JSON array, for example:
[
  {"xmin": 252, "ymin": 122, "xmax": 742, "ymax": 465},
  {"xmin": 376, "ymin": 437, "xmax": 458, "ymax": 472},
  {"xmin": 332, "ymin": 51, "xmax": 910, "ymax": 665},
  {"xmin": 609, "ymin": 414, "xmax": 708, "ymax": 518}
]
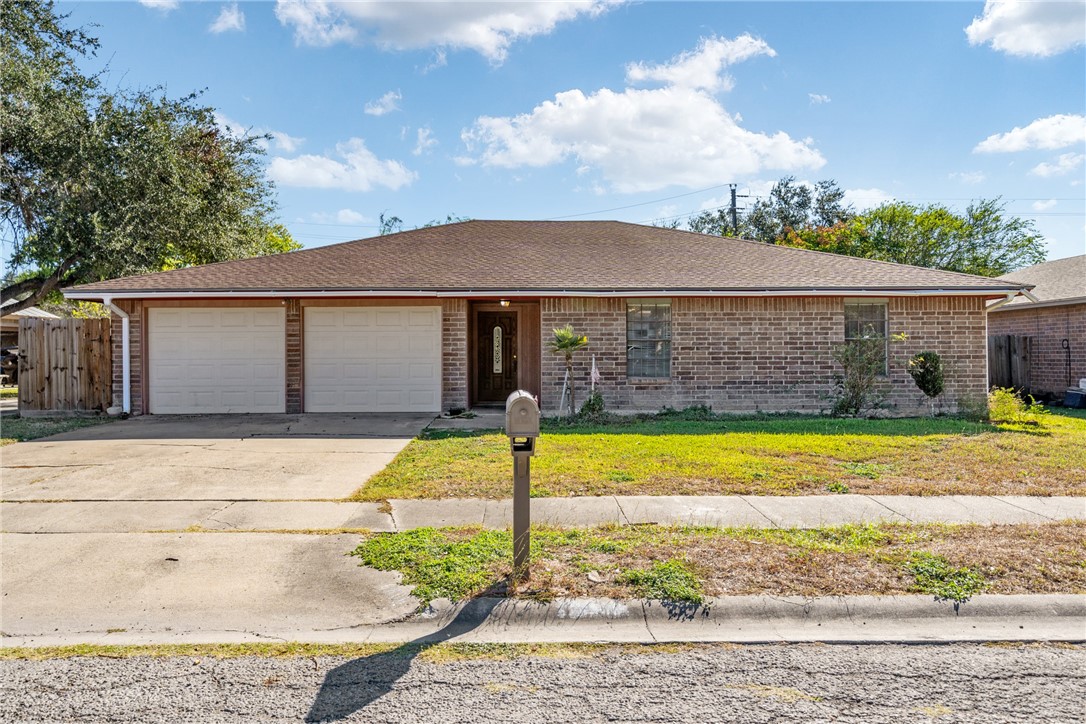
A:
[
  {"xmin": 442, "ymin": 298, "xmax": 468, "ymax": 412},
  {"xmin": 285, "ymin": 298, "xmax": 302, "ymax": 413},
  {"xmin": 109, "ymin": 299, "xmax": 143, "ymax": 414},
  {"xmin": 540, "ymin": 296, "xmax": 989, "ymax": 416},
  {"xmin": 988, "ymin": 303, "xmax": 1086, "ymax": 396}
]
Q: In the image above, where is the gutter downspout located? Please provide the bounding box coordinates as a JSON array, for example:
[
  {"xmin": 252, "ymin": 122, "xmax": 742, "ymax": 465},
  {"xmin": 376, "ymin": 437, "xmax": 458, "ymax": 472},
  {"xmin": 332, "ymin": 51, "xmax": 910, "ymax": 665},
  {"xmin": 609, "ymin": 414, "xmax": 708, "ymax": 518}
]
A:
[{"xmin": 101, "ymin": 296, "xmax": 130, "ymax": 415}]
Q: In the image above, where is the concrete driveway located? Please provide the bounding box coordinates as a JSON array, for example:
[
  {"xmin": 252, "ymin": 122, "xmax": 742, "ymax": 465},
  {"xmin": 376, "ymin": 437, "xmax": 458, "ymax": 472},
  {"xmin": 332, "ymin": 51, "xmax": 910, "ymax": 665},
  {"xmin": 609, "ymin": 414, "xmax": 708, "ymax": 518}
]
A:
[
  {"xmin": 1, "ymin": 413, "xmax": 432, "ymax": 501},
  {"xmin": 1, "ymin": 414, "xmax": 432, "ymax": 641}
]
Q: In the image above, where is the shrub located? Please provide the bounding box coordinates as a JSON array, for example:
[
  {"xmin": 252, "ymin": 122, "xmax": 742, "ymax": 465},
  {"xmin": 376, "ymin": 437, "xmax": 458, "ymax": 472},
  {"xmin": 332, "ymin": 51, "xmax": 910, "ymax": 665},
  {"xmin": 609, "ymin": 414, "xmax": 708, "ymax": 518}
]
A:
[
  {"xmin": 907, "ymin": 351, "xmax": 944, "ymax": 416},
  {"xmin": 988, "ymin": 387, "xmax": 1048, "ymax": 426},
  {"xmin": 579, "ymin": 390, "xmax": 605, "ymax": 419},
  {"xmin": 831, "ymin": 339, "xmax": 886, "ymax": 417}
]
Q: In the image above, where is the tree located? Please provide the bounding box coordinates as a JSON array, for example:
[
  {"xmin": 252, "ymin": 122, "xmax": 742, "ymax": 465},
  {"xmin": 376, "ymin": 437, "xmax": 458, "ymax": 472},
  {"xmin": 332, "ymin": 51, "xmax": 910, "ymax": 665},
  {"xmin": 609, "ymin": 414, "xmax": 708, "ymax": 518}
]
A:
[
  {"xmin": 745, "ymin": 177, "xmax": 853, "ymax": 243},
  {"xmin": 1, "ymin": 1, "xmax": 286, "ymax": 314},
  {"xmin": 860, "ymin": 199, "xmax": 1044, "ymax": 276},
  {"xmin": 549, "ymin": 325, "xmax": 588, "ymax": 417}
]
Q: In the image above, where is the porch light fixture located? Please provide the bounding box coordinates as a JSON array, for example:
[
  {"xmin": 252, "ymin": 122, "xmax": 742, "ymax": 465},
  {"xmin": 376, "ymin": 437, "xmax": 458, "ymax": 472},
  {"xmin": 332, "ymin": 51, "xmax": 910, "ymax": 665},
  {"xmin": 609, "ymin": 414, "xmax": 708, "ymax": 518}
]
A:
[{"xmin": 499, "ymin": 299, "xmax": 511, "ymax": 307}]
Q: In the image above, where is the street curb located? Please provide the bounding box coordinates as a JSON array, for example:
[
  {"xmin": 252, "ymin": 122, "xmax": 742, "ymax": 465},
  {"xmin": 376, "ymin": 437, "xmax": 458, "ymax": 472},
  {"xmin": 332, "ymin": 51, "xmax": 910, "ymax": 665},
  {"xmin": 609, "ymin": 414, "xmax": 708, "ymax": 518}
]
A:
[{"xmin": 3, "ymin": 594, "xmax": 1083, "ymax": 648}]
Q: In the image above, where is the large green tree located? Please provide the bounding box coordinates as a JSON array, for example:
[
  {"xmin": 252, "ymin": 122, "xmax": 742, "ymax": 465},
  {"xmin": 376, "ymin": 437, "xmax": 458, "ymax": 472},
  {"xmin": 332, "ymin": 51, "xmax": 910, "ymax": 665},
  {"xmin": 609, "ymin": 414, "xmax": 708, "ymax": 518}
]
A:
[
  {"xmin": 1, "ymin": 1, "xmax": 295, "ymax": 313},
  {"xmin": 686, "ymin": 177, "xmax": 852, "ymax": 241},
  {"xmin": 689, "ymin": 175, "xmax": 1046, "ymax": 276},
  {"xmin": 779, "ymin": 199, "xmax": 1046, "ymax": 276}
]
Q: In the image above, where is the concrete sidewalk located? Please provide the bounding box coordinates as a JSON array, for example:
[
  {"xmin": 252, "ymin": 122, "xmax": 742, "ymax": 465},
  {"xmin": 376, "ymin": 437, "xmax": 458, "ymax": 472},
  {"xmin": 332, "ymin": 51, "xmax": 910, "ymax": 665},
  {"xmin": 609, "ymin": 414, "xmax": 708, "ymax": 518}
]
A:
[
  {"xmin": 3, "ymin": 594, "xmax": 1082, "ymax": 648},
  {"xmin": 2, "ymin": 494, "xmax": 1082, "ymax": 533}
]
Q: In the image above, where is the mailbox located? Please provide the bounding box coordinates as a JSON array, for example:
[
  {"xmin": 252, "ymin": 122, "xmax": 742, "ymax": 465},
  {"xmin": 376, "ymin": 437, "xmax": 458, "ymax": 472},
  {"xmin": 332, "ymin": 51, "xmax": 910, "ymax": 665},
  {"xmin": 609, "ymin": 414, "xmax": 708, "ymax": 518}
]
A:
[{"xmin": 505, "ymin": 390, "xmax": 540, "ymax": 456}]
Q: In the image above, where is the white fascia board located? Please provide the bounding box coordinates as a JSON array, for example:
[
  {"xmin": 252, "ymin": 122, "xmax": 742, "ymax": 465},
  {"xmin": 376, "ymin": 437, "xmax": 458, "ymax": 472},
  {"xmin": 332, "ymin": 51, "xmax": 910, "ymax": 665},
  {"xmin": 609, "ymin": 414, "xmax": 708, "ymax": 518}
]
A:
[{"xmin": 65, "ymin": 287, "xmax": 1026, "ymax": 301}]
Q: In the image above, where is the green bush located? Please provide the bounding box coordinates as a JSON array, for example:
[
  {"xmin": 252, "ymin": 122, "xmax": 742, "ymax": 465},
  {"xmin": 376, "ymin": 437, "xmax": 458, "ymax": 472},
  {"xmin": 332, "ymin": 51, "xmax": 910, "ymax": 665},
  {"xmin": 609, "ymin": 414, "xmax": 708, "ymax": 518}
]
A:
[
  {"xmin": 579, "ymin": 390, "xmax": 605, "ymax": 419},
  {"xmin": 988, "ymin": 387, "xmax": 1048, "ymax": 426},
  {"xmin": 907, "ymin": 351, "xmax": 944, "ymax": 415},
  {"xmin": 831, "ymin": 339, "xmax": 886, "ymax": 417}
]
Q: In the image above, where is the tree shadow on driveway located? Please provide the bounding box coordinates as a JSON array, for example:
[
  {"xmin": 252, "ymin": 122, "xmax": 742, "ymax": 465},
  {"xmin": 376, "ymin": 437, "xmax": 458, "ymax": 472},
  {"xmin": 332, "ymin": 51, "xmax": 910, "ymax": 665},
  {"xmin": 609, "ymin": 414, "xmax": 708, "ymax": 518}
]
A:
[{"xmin": 305, "ymin": 596, "xmax": 503, "ymax": 722}]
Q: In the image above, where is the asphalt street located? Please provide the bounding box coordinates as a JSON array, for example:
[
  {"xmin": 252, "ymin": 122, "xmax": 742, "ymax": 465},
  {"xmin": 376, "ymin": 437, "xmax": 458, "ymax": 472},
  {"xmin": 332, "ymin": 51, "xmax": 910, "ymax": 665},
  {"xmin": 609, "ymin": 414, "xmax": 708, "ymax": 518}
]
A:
[{"xmin": 2, "ymin": 643, "xmax": 1083, "ymax": 723}]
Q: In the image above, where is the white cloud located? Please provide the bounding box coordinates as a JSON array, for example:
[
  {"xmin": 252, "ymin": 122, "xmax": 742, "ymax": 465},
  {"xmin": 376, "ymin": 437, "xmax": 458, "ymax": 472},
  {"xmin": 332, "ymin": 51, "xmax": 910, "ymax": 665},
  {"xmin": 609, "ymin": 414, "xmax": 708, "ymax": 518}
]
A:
[
  {"xmin": 966, "ymin": 0, "xmax": 1086, "ymax": 57},
  {"xmin": 974, "ymin": 114, "xmax": 1086, "ymax": 153},
  {"xmin": 463, "ymin": 86, "xmax": 824, "ymax": 193},
  {"xmin": 461, "ymin": 37, "xmax": 822, "ymax": 194},
  {"xmin": 625, "ymin": 34, "xmax": 776, "ymax": 92},
  {"xmin": 413, "ymin": 127, "xmax": 437, "ymax": 156},
  {"xmin": 422, "ymin": 49, "xmax": 448, "ymax": 73},
  {"xmin": 215, "ymin": 113, "xmax": 304, "ymax": 153},
  {"xmin": 1032, "ymin": 199, "xmax": 1058, "ymax": 211},
  {"xmin": 843, "ymin": 188, "xmax": 893, "ymax": 211},
  {"xmin": 268, "ymin": 138, "xmax": 416, "ymax": 192},
  {"xmin": 948, "ymin": 170, "xmax": 986, "ymax": 184},
  {"xmin": 1030, "ymin": 151, "xmax": 1085, "ymax": 177},
  {"xmin": 138, "ymin": 0, "xmax": 179, "ymax": 11},
  {"xmin": 267, "ymin": 131, "xmax": 305, "ymax": 154},
  {"xmin": 808, "ymin": 93, "xmax": 831, "ymax": 105},
  {"xmin": 364, "ymin": 90, "xmax": 402, "ymax": 116},
  {"xmin": 309, "ymin": 208, "xmax": 370, "ymax": 224},
  {"xmin": 274, "ymin": 0, "xmax": 618, "ymax": 62},
  {"xmin": 210, "ymin": 3, "xmax": 245, "ymax": 33}
]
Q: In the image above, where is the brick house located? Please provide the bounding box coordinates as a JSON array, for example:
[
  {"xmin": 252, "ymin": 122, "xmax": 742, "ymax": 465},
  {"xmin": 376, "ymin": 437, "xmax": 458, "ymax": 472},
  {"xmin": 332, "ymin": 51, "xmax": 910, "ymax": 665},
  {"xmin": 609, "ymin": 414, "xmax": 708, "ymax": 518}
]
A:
[
  {"xmin": 988, "ymin": 255, "xmax": 1085, "ymax": 398},
  {"xmin": 63, "ymin": 221, "xmax": 1027, "ymax": 417}
]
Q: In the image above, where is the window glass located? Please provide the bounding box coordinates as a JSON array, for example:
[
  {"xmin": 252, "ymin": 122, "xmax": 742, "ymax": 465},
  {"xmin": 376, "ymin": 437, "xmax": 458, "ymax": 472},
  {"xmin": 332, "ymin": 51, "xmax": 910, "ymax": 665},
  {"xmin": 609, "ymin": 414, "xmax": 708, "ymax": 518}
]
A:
[
  {"xmin": 626, "ymin": 299, "xmax": 671, "ymax": 378},
  {"xmin": 844, "ymin": 301, "xmax": 888, "ymax": 373}
]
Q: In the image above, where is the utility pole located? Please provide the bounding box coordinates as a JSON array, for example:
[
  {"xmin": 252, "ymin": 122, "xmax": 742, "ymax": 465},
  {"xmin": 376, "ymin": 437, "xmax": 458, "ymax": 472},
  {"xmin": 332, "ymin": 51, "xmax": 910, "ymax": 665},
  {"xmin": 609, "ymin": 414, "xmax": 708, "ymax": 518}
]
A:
[{"xmin": 728, "ymin": 184, "xmax": 748, "ymax": 237}]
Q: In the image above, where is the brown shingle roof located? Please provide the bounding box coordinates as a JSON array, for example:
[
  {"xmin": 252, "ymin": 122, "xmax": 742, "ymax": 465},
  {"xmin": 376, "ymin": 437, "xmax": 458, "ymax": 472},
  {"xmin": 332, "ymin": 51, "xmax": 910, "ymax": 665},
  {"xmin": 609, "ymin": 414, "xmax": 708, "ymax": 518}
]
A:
[
  {"xmin": 67, "ymin": 220, "xmax": 1025, "ymax": 295},
  {"xmin": 995, "ymin": 254, "xmax": 1085, "ymax": 308}
]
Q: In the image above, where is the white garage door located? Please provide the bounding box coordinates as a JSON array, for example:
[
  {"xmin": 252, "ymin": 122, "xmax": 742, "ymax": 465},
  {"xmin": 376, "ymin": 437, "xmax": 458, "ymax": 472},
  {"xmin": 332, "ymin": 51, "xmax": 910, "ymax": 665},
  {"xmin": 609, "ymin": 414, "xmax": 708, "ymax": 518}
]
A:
[
  {"xmin": 304, "ymin": 306, "xmax": 441, "ymax": 412},
  {"xmin": 148, "ymin": 307, "xmax": 285, "ymax": 414}
]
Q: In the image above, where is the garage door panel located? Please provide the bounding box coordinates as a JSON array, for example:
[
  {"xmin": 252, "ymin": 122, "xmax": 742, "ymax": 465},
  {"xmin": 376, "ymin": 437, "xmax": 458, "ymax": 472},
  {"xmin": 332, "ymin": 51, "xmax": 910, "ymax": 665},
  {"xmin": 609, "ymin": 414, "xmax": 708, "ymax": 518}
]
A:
[
  {"xmin": 149, "ymin": 307, "xmax": 285, "ymax": 414},
  {"xmin": 304, "ymin": 305, "xmax": 440, "ymax": 413}
]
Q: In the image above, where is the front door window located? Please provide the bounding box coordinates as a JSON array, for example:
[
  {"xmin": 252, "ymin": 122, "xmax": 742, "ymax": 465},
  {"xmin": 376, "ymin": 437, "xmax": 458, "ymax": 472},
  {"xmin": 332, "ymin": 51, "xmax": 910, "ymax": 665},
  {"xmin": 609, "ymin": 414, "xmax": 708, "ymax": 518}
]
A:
[{"xmin": 476, "ymin": 311, "xmax": 518, "ymax": 402}]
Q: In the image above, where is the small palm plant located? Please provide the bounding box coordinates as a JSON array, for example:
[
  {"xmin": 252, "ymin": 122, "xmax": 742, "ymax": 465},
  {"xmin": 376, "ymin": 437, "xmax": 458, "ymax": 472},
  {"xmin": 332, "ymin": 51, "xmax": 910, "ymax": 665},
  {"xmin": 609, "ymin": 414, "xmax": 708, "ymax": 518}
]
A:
[{"xmin": 549, "ymin": 325, "xmax": 588, "ymax": 416}]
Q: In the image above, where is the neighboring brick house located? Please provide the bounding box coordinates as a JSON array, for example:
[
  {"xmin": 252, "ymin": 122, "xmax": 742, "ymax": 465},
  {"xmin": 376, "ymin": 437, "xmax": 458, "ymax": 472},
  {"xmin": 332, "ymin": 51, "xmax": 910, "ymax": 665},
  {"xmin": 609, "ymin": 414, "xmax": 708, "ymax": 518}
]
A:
[
  {"xmin": 988, "ymin": 255, "xmax": 1086, "ymax": 398},
  {"xmin": 64, "ymin": 221, "xmax": 1027, "ymax": 417}
]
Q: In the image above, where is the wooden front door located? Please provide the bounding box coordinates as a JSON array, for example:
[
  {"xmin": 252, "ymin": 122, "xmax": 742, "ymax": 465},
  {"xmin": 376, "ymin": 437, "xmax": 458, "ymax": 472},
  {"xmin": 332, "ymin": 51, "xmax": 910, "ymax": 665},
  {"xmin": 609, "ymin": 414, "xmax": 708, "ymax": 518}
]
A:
[{"xmin": 476, "ymin": 311, "xmax": 518, "ymax": 403}]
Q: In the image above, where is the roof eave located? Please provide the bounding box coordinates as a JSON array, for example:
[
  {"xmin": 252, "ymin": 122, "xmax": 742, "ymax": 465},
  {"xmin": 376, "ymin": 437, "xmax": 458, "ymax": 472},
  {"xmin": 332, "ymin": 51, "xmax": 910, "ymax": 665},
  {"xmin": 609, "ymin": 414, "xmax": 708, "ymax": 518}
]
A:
[{"xmin": 64, "ymin": 286, "xmax": 1028, "ymax": 300}]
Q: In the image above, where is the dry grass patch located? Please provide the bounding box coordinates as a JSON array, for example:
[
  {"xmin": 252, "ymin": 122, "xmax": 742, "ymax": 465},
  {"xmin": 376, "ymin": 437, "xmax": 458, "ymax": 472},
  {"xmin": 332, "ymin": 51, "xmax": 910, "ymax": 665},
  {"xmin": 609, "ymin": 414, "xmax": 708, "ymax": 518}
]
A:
[
  {"xmin": 0, "ymin": 414, "xmax": 115, "ymax": 446},
  {"xmin": 351, "ymin": 522, "xmax": 1086, "ymax": 605},
  {"xmin": 354, "ymin": 411, "xmax": 1086, "ymax": 500}
]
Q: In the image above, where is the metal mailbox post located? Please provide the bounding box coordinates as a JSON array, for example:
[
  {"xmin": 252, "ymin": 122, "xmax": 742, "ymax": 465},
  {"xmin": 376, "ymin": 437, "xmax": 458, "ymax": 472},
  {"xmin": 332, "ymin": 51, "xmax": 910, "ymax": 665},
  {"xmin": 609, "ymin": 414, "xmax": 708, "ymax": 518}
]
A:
[{"xmin": 505, "ymin": 390, "xmax": 540, "ymax": 582}]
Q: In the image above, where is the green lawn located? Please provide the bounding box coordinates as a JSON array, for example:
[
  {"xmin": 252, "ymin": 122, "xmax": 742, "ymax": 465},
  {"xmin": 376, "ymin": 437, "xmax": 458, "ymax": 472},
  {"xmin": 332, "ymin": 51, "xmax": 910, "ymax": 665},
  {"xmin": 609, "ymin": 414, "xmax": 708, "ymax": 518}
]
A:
[
  {"xmin": 0, "ymin": 415, "xmax": 115, "ymax": 446},
  {"xmin": 354, "ymin": 410, "xmax": 1086, "ymax": 500},
  {"xmin": 0, "ymin": 387, "xmax": 18, "ymax": 398}
]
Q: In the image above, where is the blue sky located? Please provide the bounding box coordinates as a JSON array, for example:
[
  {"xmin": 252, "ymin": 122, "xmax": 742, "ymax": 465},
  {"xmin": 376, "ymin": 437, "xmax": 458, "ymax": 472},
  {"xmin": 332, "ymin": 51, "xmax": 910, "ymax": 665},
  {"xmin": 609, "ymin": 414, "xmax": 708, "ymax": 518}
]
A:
[{"xmin": 59, "ymin": 0, "xmax": 1086, "ymax": 263}]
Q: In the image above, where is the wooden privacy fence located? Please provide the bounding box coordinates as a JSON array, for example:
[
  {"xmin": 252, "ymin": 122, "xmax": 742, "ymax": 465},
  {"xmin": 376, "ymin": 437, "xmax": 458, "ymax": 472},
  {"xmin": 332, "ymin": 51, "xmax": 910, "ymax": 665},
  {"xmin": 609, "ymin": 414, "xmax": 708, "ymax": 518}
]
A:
[
  {"xmin": 988, "ymin": 334, "xmax": 1031, "ymax": 391},
  {"xmin": 18, "ymin": 318, "xmax": 112, "ymax": 415}
]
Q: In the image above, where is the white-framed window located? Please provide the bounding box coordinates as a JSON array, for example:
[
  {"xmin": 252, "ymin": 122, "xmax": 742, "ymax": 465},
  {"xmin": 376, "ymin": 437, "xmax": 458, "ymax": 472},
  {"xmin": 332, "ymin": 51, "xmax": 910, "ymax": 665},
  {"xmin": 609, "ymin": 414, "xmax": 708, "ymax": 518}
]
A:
[
  {"xmin": 844, "ymin": 299, "xmax": 889, "ymax": 374},
  {"xmin": 626, "ymin": 299, "xmax": 671, "ymax": 378}
]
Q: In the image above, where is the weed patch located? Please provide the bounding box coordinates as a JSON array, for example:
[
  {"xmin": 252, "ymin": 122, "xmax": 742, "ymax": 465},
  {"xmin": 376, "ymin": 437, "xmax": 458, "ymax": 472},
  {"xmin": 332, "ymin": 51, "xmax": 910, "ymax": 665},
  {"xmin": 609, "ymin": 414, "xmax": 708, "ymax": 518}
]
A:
[
  {"xmin": 617, "ymin": 559, "xmax": 704, "ymax": 603},
  {"xmin": 907, "ymin": 552, "xmax": 987, "ymax": 604},
  {"xmin": 349, "ymin": 522, "xmax": 1082, "ymax": 605}
]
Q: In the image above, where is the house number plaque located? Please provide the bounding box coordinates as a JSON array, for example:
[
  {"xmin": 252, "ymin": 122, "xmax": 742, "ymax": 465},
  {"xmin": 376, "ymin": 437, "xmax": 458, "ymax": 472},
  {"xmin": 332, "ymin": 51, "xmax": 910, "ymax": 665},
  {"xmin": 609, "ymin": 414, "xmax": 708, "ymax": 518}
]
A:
[{"xmin": 493, "ymin": 326, "xmax": 503, "ymax": 373}]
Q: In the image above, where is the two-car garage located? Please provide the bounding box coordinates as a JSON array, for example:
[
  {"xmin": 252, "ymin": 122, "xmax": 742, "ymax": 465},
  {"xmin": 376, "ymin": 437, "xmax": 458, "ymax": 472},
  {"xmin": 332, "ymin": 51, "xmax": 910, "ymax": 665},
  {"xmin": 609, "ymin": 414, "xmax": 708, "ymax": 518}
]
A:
[{"xmin": 146, "ymin": 304, "xmax": 442, "ymax": 414}]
